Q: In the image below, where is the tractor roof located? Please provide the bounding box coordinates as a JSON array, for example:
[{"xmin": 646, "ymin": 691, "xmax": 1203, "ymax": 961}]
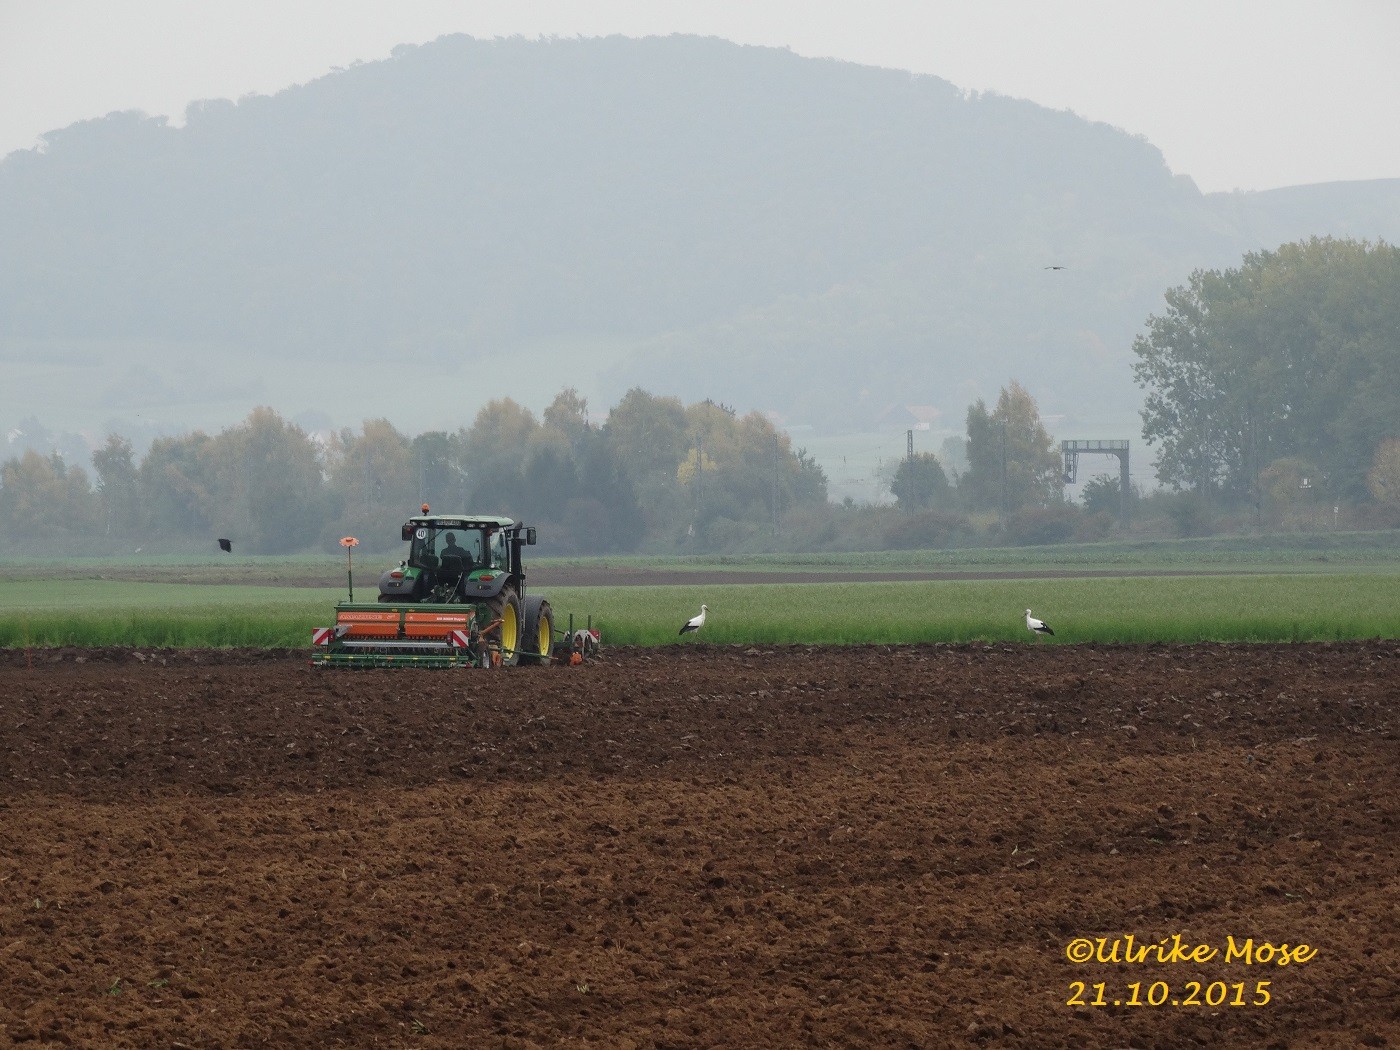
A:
[{"xmin": 407, "ymin": 515, "xmax": 516, "ymax": 528}]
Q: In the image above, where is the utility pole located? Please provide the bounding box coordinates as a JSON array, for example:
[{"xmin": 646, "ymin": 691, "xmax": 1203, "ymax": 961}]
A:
[
  {"xmin": 1251, "ymin": 410, "xmax": 1261, "ymax": 527},
  {"xmin": 1199, "ymin": 420, "xmax": 1210, "ymax": 500},
  {"xmin": 771, "ymin": 446, "xmax": 779, "ymax": 537},
  {"xmin": 998, "ymin": 421, "xmax": 1008, "ymax": 518},
  {"xmin": 696, "ymin": 434, "xmax": 704, "ymax": 520}
]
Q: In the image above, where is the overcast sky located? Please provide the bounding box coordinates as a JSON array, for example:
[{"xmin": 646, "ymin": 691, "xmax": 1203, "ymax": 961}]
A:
[{"xmin": 3, "ymin": 0, "xmax": 1398, "ymax": 193}]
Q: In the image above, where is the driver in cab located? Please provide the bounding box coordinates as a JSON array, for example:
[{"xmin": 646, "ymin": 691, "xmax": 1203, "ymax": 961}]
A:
[{"xmin": 440, "ymin": 532, "xmax": 473, "ymax": 574}]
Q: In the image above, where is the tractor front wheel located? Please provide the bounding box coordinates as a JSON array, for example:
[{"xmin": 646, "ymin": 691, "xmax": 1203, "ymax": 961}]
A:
[
  {"xmin": 488, "ymin": 588, "xmax": 523, "ymax": 666},
  {"xmin": 520, "ymin": 596, "xmax": 554, "ymax": 665}
]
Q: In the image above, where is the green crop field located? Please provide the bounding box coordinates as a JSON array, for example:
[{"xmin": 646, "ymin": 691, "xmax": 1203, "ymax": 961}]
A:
[
  {"xmin": 1, "ymin": 572, "xmax": 1396, "ymax": 649},
  {"xmin": 0, "ymin": 580, "xmax": 339, "ymax": 649},
  {"xmin": 543, "ymin": 574, "xmax": 1400, "ymax": 646}
]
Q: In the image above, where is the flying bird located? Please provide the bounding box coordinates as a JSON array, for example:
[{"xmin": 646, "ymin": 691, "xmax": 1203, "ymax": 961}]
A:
[
  {"xmin": 1044, "ymin": 265, "xmax": 1067, "ymax": 270},
  {"xmin": 1025, "ymin": 608, "xmax": 1054, "ymax": 638},
  {"xmin": 679, "ymin": 604, "xmax": 708, "ymax": 637},
  {"xmin": 218, "ymin": 538, "xmax": 232, "ymax": 553}
]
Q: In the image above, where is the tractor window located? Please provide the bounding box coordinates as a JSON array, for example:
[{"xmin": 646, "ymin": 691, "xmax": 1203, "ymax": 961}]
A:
[
  {"xmin": 488, "ymin": 530, "xmax": 507, "ymax": 569},
  {"xmin": 409, "ymin": 528, "xmax": 439, "ymax": 569},
  {"xmin": 410, "ymin": 527, "xmax": 488, "ymax": 569},
  {"xmin": 439, "ymin": 530, "xmax": 483, "ymax": 570}
]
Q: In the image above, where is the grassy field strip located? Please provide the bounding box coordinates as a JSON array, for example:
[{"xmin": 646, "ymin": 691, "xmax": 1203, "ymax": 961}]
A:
[
  {"xmin": 547, "ymin": 574, "xmax": 1400, "ymax": 646},
  {"xmin": 1, "ymin": 574, "xmax": 1396, "ymax": 648},
  {"xmin": 0, "ymin": 580, "xmax": 341, "ymax": 611},
  {"xmin": 0, "ymin": 581, "xmax": 342, "ymax": 649}
]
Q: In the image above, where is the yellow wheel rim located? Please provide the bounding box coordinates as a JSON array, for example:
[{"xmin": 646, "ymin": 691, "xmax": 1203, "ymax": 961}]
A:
[
  {"xmin": 537, "ymin": 614, "xmax": 551, "ymax": 658},
  {"xmin": 501, "ymin": 603, "xmax": 518, "ymax": 654}
]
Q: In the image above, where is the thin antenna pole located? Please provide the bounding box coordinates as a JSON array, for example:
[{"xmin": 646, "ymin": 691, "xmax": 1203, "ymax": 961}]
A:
[{"xmin": 340, "ymin": 536, "xmax": 359, "ymax": 601}]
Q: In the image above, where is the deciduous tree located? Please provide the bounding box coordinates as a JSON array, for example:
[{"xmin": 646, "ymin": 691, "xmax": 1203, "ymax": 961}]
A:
[
  {"xmin": 890, "ymin": 453, "xmax": 950, "ymax": 511},
  {"xmin": 1133, "ymin": 237, "xmax": 1400, "ymax": 500},
  {"xmin": 604, "ymin": 388, "xmax": 688, "ymax": 483},
  {"xmin": 1367, "ymin": 438, "xmax": 1400, "ymax": 507},
  {"xmin": 209, "ymin": 407, "xmax": 329, "ymax": 553},
  {"xmin": 138, "ymin": 432, "xmax": 215, "ymax": 533},
  {"xmin": 326, "ymin": 419, "xmax": 416, "ymax": 549},
  {"xmin": 541, "ymin": 388, "xmax": 590, "ymax": 453},
  {"xmin": 92, "ymin": 434, "xmax": 140, "ymax": 535},
  {"xmin": 0, "ymin": 449, "xmax": 96, "ymax": 537},
  {"xmin": 959, "ymin": 381, "xmax": 1062, "ymax": 513},
  {"xmin": 459, "ymin": 398, "xmax": 540, "ymax": 486}
]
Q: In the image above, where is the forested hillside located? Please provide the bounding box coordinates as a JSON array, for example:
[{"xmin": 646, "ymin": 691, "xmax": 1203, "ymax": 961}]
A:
[{"xmin": 5, "ymin": 33, "xmax": 1398, "ymax": 446}]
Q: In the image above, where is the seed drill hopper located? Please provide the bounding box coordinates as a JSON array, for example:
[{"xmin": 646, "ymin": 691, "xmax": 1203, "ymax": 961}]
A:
[{"xmin": 310, "ymin": 507, "xmax": 598, "ymax": 669}]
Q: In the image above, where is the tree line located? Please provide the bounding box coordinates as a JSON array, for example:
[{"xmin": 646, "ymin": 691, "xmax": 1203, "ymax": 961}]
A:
[
  {"xmin": 0, "ymin": 390, "xmax": 828, "ymax": 556},
  {"xmin": 1, "ymin": 377, "xmax": 1080, "ymax": 556}
]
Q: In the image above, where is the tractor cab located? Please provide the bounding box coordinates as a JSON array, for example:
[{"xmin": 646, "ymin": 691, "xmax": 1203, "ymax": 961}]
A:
[
  {"xmin": 407, "ymin": 525, "xmax": 483, "ymax": 575},
  {"xmin": 377, "ymin": 510, "xmax": 533, "ymax": 604}
]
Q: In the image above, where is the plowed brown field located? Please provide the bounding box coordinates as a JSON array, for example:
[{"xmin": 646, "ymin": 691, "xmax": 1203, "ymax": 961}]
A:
[{"xmin": 2, "ymin": 642, "xmax": 1396, "ymax": 1048}]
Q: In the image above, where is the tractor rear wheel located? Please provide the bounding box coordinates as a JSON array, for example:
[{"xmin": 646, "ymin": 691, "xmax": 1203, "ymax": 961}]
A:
[
  {"xmin": 520, "ymin": 596, "xmax": 554, "ymax": 665},
  {"xmin": 487, "ymin": 587, "xmax": 522, "ymax": 666}
]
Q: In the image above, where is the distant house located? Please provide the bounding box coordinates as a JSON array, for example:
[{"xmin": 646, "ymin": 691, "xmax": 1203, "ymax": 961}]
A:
[
  {"xmin": 875, "ymin": 404, "xmax": 940, "ymax": 431},
  {"xmin": 907, "ymin": 406, "xmax": 941, "ymax": 431}
]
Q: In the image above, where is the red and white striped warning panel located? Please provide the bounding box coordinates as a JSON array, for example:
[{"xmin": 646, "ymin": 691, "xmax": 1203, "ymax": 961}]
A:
[
  {"xmin": 312, "ymin": 627, "xmax": 333, "ymax": 646},
  {"xmin": 448, "ymin": 629, "xmax": 470, "ymax": 648}
]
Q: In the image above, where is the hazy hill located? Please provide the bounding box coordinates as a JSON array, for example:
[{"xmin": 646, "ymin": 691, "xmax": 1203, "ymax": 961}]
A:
[{"xmin": 2, "ymin": 33, "xmax": 1397, "ymax": 446}]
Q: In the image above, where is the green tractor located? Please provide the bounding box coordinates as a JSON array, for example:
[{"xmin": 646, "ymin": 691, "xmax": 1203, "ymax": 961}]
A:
[{"xmin": 311, "ymin": 507, "xmax": 556, "ymax": 669}]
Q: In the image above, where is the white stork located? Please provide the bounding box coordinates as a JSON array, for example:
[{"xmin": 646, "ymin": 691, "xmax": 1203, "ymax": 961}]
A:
[
  {"xmin": 1025, "ymin": 608, "xmax": 1054, "ymax": 638},
  {"xmin": 679, "ymin": 604, "xmax": 708, "ymax": 637}
]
